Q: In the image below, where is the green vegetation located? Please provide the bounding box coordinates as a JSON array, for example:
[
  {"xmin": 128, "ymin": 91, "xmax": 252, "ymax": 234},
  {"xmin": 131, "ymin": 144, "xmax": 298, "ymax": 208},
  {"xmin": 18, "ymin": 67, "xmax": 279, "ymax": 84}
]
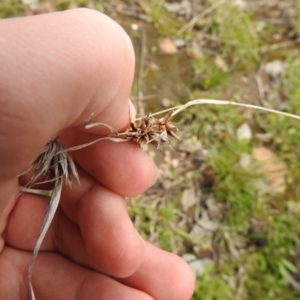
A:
[
  {"xmin": 2, "ymin": 1, "xmax": 300, "ymax": 299},
  {"xmin": 0, "ymin": 0, "xmax": 25, "ymax": 18}
]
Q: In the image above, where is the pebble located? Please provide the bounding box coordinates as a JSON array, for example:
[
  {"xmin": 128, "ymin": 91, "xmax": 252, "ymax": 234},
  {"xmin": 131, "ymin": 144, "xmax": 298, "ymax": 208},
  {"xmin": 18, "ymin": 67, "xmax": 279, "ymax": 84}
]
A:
[
  {"xmin": 239, "ymin": 153, "xmax": 252, "ymax": 168},
  {"xmin": 21, "ymin": 0, "xmax": 38, "ymax": 9},
  {"xmin": 164, "ymin": 0, "xmax": 192, "ymax": 17},
  {"xmin": 236, "ymin": 122, "xmax": 252, "ymax": 141},
  {"xmin": 264, "ymin": 60, "xmax": 285, "ymax": 78},
  {"xmin": 182, "ymin": 254, "xmax": 214, "ymax": 276}
]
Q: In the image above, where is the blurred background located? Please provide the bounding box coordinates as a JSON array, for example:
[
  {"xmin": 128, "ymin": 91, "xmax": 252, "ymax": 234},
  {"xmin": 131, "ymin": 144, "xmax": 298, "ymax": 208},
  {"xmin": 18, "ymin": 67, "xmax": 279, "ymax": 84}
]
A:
[{"xmin": 2, "ymin": 1, "xmax": 300, "ymax": 299}]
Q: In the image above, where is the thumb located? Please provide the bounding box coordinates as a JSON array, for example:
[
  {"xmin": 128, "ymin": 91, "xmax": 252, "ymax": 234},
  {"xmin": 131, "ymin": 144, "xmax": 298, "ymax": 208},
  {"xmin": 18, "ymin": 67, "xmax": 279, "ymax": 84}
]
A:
[{"xmin": 0, "ymin": 8, "xmax": 135, "ymax": 180}]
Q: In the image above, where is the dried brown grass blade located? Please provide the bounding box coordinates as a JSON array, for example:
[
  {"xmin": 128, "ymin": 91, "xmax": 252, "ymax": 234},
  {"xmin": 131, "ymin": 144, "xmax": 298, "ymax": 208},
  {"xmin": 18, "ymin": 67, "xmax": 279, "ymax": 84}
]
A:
[
  {"xmin": 24, "ymin": 137, "xmax": 79, "ymax": 300},
  {"xmin": 28, "ymin": 182, "xmax": 62, "ymax": 300}
]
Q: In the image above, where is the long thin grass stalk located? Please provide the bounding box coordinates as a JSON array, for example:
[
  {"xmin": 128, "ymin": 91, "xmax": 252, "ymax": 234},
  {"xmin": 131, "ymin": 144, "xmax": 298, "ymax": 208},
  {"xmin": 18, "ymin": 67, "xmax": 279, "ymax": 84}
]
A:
[{"xmin": 137, "ymin": 99, "xmax": 300, "ymax": 121}]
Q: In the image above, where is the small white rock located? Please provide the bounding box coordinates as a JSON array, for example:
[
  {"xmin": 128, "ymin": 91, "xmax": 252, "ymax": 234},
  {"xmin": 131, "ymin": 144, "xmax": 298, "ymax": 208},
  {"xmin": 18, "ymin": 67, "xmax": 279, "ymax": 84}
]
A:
[
  {"xmin": 130, "ymin": 23, "xmax": 139, "ymax": 31},
  {"xmin": 190, "ymin": 224, "xmax": 210, "ymax": 239},
  {"xmin": 234, "ymin": 0, "xmax": 248, "ymax": 10},
  {"xmin": 178, "ymin": 137, "xmax": 202, "ymax": 153},
  {"xmin": 161, "ymin": 98, "xmax": 172, "ymax": 108},
  {"xmin": 239, "ymin": 153, "xmax": 252, "ymax": 168},
  {"xmin": 190, "ymin": 258, "xmax": 214, "ymax": 276},
  {"xmin": 182, "ymin": 253, "xmax": 197, "ymax": 263},
  {"xmin": 21, "ymin": 0, "xmax": 38, "ymax": 9},
  {"xmin": 164, "ymin": 0, "xmax": 192, "ymax": 16},
  {"xmin": 264, "ymin": 60, "xmax": 285, "ymax": 78},
  {"xmin": 180, "ymin": 184, "xmax": 198, "ymax": 211},
  {"xmin": 197, "ymin": 211, "xmax": 219, "ymax": 231},
  {"xmin": 236, "ymin": 122, "xmax": 252, "ymax": 141},
  {"xmin": 173, "ymin": 38, "xmax": 186, "ymax": 48}
]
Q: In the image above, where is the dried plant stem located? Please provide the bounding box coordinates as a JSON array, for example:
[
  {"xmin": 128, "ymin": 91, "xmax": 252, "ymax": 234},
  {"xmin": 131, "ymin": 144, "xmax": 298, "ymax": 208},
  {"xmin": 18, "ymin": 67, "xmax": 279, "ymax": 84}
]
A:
[
  {"xmin": 28, "ymin": 182, "xmax": 62, "ymax": 300},
  {"xmin": 19, "ymin": 187, "xmax": 52, "ymax": 196},
  {"xmin": 137, "ymin": 99, "xmax": 300, "ymax": 121}
]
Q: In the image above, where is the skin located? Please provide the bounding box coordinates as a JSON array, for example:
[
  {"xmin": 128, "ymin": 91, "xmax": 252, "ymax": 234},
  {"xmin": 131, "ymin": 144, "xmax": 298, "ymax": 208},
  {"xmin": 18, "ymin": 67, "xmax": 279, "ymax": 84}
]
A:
[{"xmin": 0, "ymin": 8, "xmax": 195, "ymax": 300}]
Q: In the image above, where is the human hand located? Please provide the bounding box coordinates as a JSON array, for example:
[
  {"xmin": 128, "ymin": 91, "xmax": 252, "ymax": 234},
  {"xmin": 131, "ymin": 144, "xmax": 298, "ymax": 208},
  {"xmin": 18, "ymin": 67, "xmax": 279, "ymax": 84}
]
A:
[{"xmin": 0, "ymin": 9, "xmax": 195, "ymax": 300}]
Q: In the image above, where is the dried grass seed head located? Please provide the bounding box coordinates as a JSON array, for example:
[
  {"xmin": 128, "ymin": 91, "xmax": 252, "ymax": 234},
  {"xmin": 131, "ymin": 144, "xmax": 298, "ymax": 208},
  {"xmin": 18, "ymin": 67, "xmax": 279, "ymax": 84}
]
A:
[
  {"xmin": 125, "ymin": 111, "xmax": 180, "ymax": 149},
  {"xmin": 28, "ymin": 137, "xmax": 79, "ymax": 187}
]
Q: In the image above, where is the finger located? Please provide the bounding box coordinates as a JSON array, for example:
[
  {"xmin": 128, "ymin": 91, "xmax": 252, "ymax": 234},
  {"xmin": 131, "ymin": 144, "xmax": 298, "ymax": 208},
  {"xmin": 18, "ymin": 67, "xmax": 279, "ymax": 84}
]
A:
[
  {"xmin": 4, "ymin": 194, "xmax": 195, "ymax": 299},
  {"xmin": 0, "ymin": 8, "xmax": 135, "ymax": 180},
  {"xmin": 6, "ymin": 176, "xmax": 146, "ymax": 278},
  {"xmin": 61, "ymin": 180, "xmax": 146, "ymax": 278},
  {"xmin": 52, "ymin": 212, "xmax": 195, "ymax": 300},
  {"xmin": 5, "ymin": 184, "xmax": 195, "ymax": 299},
  {"xmin": 60, "ymin": 129, "xmax": 157, "ymax": 196},
  {"xmin": 0, "ymin": 247, "xmax": 154, "ymax": 300},
  {"xmin": 117, "ymin": 242, "xmax": 196, "ymax": 300},
  {"xmin": 19, "ymin": 131, "xmax": 157, "ymax": 197},
  {"xmin": 0, "ymin": 178, "xmax": 19, "ymax": 242},
  {"xmin": 34, "ymin": 252, "xmax": 154, "ymax": 300},
  {"xmin": 0, "ymin": 247, "xmax": 30, "ymax": 299}
]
